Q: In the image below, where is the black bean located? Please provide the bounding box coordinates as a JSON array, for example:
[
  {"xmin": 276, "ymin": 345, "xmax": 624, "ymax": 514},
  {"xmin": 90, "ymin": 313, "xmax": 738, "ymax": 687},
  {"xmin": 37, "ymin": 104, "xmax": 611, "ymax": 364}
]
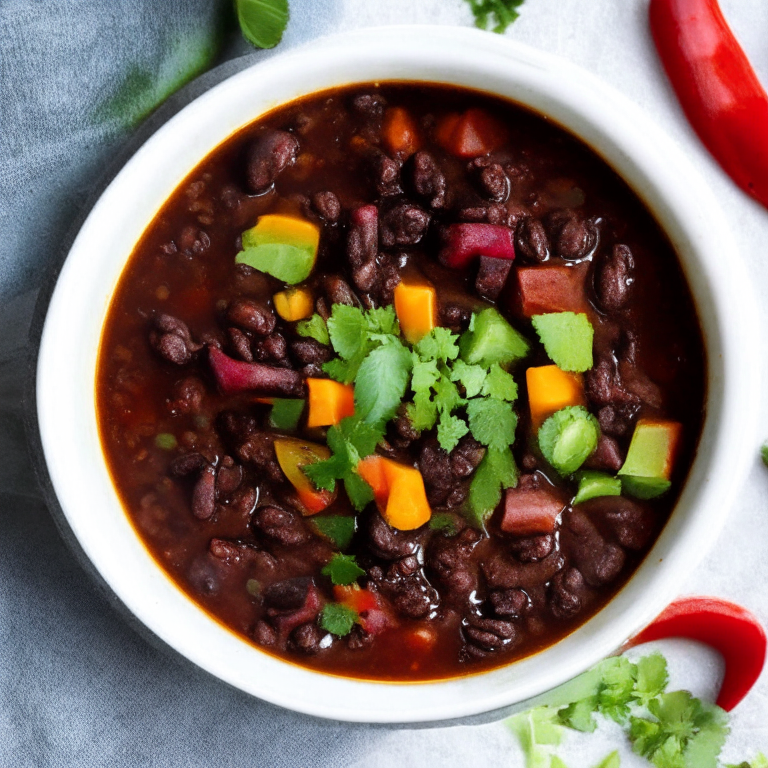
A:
[
  {"xmin": 464, "ymin": 616, "xmax": 518, "ymax": 651},
  {"xmin": 548, "ymin": 210, "xmax": 597, "ymax": 260},
  {"xmin": 149, "ymin": 314, "xmax": 201, "ymax": 365},
  {"xmin": 347, "ymin": 625, "xmax": 373, "ymax": 650},
  {"xmin": 366, "ymin": 509, "xmax": 422, "ymax": 560},
  {"xmin": 509, "ymin": 534, "xmax": 555, "ymax": 563},
  {"xmin": 246, "ymin": 129, "xmax": 299, "ymax": 194},
  {"xmin": 216, "ymin": 456, "xmax": 243, "ymax": 497},
  {"xmin": 252, "ymin": 505, "xmax": 309, "ymax": 546},
  {"xmin": 323, "ymin": 275, "xmax": 357, "ymax": 306},
  {"xmin": 227, "ymin": 299, "xmax": 276, "ymax": 336},
  {"xmin": 379, "ymin": 203, "xmax": 430, "ymax": 247},
  {"xmin": 371, "ymin": 151, "xmax": 402, "ymax": 197},
  {"xmin": 475, "ymin": 255, "xmax": 513, "ymax": 300},
  {"xmin": 253, "ymin": 332, "xmax": 288, "ymax": 363},
  {"xmin": 549, "ymin": 568, "xmax": 586, "ymax": 619},
  {"xmin": 411, "ymin": 151, "xmax": 447, "ymax": 209},
  {"xmin": 170, "ymin": 452, "xmax": 208, "ymax": 477},
  {"xmin": 253, "ymin": 620, "xmax": 277, "ymax": 647},
  {"xmin": 515, "ymin": 217, "xmax": 550, "ymax": 262},
  {"xmin": 167, "ymin": 376, "xmax": 206, "ymax": 415},
  {"xmin": 312, "ymin": 191, "xmax": 341, "ymax": 222},
  {"xmin": 488, "ymin": 588, "xmax": 528, "ymax": 618},
  {"xmin": 289, "ymin": 338, "xmax": 332, "ymax": 366},
  {"xmin": 289, "ymin": 623, "xmax": 325, "ymax": 655},
  {"xmin": 419, "ymin": 438, "xmax": 455, "ymax": 506},
  {"xmin": 596, "ymin": 244, "xmax": 635, "ymax": 312},
  {"xmin": 351, "ymin": 92, "xmax": 387, "ymax": 117},
  {"xmin": 561, "ymin": 509, "xmax": 625, "ymax": 587},
  {"xmin": 191, "ymin": 465, "xmax": 217, "ymax": 520},
  {"xmin": 227, "ymin": 327, "xmax": 253, "ymax": 362}
]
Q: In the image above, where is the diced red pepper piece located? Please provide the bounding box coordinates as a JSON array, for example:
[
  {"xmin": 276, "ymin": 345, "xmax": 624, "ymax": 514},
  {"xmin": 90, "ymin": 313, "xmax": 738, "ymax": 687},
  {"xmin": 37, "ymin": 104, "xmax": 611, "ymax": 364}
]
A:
[
  {"xmin": 501, "ymin": 485, "xmax": 566, "ymax": 536},
  {"xmin": 208, "ymin": 346, "xmax": 304, "ymax": 397},
  {"xmin": 439, "ymin": 223, "xmax": 516, "ymax": 269},
  {"xmin": 435, "ymin": 108, "xmax": 510, "ymax": 157},
  {"xmin": 334, "ymin": 584, "xmax": 395, "ymax": 636},
  {"xmin": 627, "ymin": 596, "xmax": 767, "ymax": 711},
  {"xmin": 514, "ymin": 263, "xmax": 590, "ymax": 317}
]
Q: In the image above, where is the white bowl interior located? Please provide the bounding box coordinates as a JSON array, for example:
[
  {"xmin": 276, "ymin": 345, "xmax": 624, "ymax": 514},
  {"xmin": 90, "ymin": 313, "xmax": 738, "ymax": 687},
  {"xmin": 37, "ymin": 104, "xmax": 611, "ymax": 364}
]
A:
[{"xmin": 36, "ymin": 26, "xmax": 759, "ymax": 723}]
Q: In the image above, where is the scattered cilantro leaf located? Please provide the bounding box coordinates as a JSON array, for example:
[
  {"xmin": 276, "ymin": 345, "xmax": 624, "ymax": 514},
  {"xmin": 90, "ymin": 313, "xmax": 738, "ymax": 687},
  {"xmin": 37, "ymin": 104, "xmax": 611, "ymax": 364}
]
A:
[
  {"xmin": 354, "ymin": 339, "xmax": 413, "ymax": 429},
  {"xmin": 761, "ymin": 441, "xmax": 768, "ymax": 468},
  {"xmin": 322, "ymin": 553, "xmax": 366, "ymax": 585},
  {"xmin": 727, "ymin": 755, "xmax": 768, "ymax": 768},
  {"xmin": 322, "ymin": 356, "xmax": 359, "ymax": 385},
  {"xmin": 344, "ymin": 471, "xmax": 376, "ymax": 511},
  {"xmin": 236, "ymin": 0, "xmax": 289, "ymax": 49},
  {"xmin": 507, "ymin": 707, "xmax": 563, "ymax": 767},
  {"xmin": 593, "ymin": 752, "xmax": 620, "ymax": 768},
  {"xmin": 633, "ymin": 653, "xmax": 669, "ymax": 707},
  {"xmin": 465, "ymin": 0, "xmax": 525, "ymax": 34},
  {"xmin": 467, "ymin": 446, "xmax": 518, "ymax": 527},
  {"xmin": 429, "ymin": 512, "xmax": 460, "ymax": 536},
  {"xmin": 302, "ymin": 452, "xmax": 348, "ymax": 492},
  {"xmin": 326, "ymin": 304, "xmax": 370, "ymax": 360},
  {"xmin": 412, "ymin": 356, "xmax": 441, "ymax": 393},
  {"xmin": 482, "ymin": 363, "xmax": 518, "ymax": 401},
  {"xmin": 319, "ymin": 603, "xmax": 357, "ymax": 637},
  {"xmin": 532, "ymin": 312, "xmax": 594, "ymax": 372},
  {"xmin": 450, "ymin": 359, "xmax": 487, "ymax": 398},
  {"xmin": 310, "ymin": 515, "xmax": 355, "ymax": 550},
  {"xmin": 596, "ymin": 656, "xmax": 637, "ymax": 724},
  {"xmin": 437, "ymin": 412, "xmax": 470, "ymax": 453},
  {"xmin": 295, "ymin": 313, "xmax": 329, "ymax": 345},
  {"xmin": 415, "ymin": 327, "xmax": 460, "ymax": 363},
  {"xmin": 467, "ymin": 397, "xmax": 517, "ymax": 451},
  {"xmin": 433, "ymin": 376, "xmax": 465, "ymax": 415},
  {"xmin": 558, "ymin": 698, "xmax": 598, "ymax": 733},
  {"xmin": 407, "ymin": 391, "xmax": 438, "ymax": 432},
  {"xmin": 268, "ymin": 398, "xmax": 305, "ymax": 431}
]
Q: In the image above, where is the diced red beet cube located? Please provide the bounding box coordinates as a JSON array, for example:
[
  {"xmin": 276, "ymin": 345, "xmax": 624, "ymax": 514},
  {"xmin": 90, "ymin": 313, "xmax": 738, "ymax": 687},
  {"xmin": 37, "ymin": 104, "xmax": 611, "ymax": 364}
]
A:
[
  {"xmin": 501, "ymin": 486, "xmax": 566, "ymax": 536},
  {"xmin": 476, "ymin": 255, "xmax": 513, "ymax": 300},
  {"xmin": 439, "ymin": 223, "xmax": 515, "ymax": 269},
  {"xmin": 514, "ymin": 262, "xmax": 590, "ymax": 317},
  {"xmin": 208, "ymin": 346, "xmax": 304, "ymax": 397}
]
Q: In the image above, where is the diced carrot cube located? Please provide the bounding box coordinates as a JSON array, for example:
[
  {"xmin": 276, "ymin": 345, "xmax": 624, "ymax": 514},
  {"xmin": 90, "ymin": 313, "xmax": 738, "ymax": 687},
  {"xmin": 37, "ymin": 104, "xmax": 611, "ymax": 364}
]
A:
[
  {"xmin": 306, "ymin": 379, "xmax": 355, "ymax": 427},
  {"xmin": 435, "ymin": 108, "xmax": 509, "ymax": 157},
  {"xmin": 514, "ymin": 263, "xmax": 590, "ymax": 317},
  {"xmin": 273, "ymin": 287, "xmax": 314, "ymax": 322},
  {"xmin": 393, "ymin": 279, "xmax": 437, "ymax": 344},
  {"xmin": 501, "ymin": 485, "xmax": 566, "ymax": 535},
  {"xmin": 526, "ymin": 365, "xmax": 586, "ymax": 430},
  {"xmin": 382, "ymin": 107, "xmax": 421, "ymax": 158},
  {"xmin": 357, "ymin": 455, "xmax": 389, "ymax": 506}
]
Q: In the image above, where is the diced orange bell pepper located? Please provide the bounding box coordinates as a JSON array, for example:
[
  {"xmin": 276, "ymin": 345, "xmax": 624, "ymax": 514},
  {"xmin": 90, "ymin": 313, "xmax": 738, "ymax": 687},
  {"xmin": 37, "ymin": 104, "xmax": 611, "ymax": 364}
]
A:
[
  {"xmin": 435, "ymin": 108, "xmax": 509, "ymax": 157},
  {"xmin": 306, "ymin": 379, "xmax": 355, "ymax": 427},
  {"xmin": 382, "ymin": 106, "xmax": 421, "ymax": 158},
  {"xmin": 273, "ymin": 287, "xmax": 314, "ymax": 322},
  {"xmin": 357, "ymin": 455, "xmax": 431, "ymax": 530},
  {"xmin": 526, "ymin": 365, "xmax": 586, "ymax": 430},
  {"xmin": 393, "ymin": 279, "xmax": 437, "ymax": 344},
  {"xmin": 273, "ymin": 437, "xmax": 336, "ymax": 515}
]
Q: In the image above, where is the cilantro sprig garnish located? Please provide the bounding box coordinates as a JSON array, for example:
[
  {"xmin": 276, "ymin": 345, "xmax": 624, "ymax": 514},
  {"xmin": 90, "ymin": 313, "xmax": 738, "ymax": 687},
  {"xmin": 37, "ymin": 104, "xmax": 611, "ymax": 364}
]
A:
[
  {"xmin": 506, "ymin": 651, "xmax": 762, "ymax": 768},
  {"xmin": 319, "ymin": 603, "xmax": 358, "ymax": 637},
  {"xmin": 322, "ymin": 553, "xmax": 366, "ymax": 586}
]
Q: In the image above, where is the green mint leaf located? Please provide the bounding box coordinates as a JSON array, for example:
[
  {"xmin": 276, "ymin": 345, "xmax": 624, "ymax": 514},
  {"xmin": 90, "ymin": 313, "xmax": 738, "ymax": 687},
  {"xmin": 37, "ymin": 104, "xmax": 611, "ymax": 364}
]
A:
[
  {"xmin": 450, "ymin": 359, "xmax": 487, "ymax": 398},
  {"xmin": 322, "ymin": 553, "xmax": 366, "ymax": 586},
  {"xmin": 437, "ymin": 412, "xmax": 470, "ymax": 453},
  {"xmin": 236, "ymin": 0, "xmax": 289, "ymax": 50},
  {"xmin": 354, "ymin": 340, "xmax": 412, "ymax": 429},
  {"xmin": 482, "ymin": 363, "xmax": 518, "ymax": 401},
  {"xmin": 467, "ymin": 446, "xmax": 517, "ymax": 527},
  {"xmin": 467, "ymin": 397, "xmax": 517, "ymax": 451},
  {"xmin": 310, "ymin": 515, "xmax": 356, "ymax": 550},
  {"xmin": 416, "ymin": 327, "xmax": 460, "ymax": 363},
  {"xmin": 344, "ymin": 471, "xmax": 375, "ymax": 512},
  {"xmin": 296, "ymin": 313, "xmax": 329, "ymax": 345},
  {"xmin": 532, "ymin": 312, "xmax": 594, "ymax": 372},
  {"xmin": 465, "ymin": 0, "xmax": 525, "ymax": 34},
  {"xmin": 319, "ymin": 603, "xmax": 358, "ymax": 636}
]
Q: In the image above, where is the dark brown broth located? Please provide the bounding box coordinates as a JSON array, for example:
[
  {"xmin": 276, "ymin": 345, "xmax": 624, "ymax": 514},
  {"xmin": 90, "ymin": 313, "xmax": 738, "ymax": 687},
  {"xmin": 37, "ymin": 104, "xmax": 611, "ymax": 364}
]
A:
[{"xmin": 97, "ymin": 83, "xmax": 705, "ymax": 681}]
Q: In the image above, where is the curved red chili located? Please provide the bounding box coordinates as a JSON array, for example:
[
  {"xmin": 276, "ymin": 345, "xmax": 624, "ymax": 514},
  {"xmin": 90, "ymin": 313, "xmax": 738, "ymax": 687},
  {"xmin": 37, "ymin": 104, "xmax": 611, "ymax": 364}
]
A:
[
  {"xmin": 649, "ymin": 0, "xmax": 768, "ymax": 210},
  {"xmin": 627, "ymin": 596, "xmax": 766, "ymax": 711}
]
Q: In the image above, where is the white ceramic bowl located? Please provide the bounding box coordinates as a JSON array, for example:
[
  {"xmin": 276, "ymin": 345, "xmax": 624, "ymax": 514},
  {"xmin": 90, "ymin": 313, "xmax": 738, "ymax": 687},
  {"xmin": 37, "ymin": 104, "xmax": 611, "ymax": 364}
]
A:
[{"xmin": 36, "ymin": 26, "xmax": 759, "ymax": 723}]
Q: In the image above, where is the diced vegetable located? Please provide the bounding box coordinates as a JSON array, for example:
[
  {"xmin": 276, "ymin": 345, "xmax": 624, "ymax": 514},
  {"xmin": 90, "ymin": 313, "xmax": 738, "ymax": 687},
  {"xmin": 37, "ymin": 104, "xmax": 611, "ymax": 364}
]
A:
[
  {"xmin": 333, "ymin": 584, "xmax": 394, "ymax": 636},
  {"xmin": 382, "ymin": 106, "xmax": 420, "ymax": 158},
  {"xmin": 357, "ymin": 455, "xmax": 431, "ymax": 530},
  {"xmin": 322, "ymin": 553, "xmax": 365, "ymax": 585},
  {"xmin": 320, "ymin": 603, "xmax": 357, "ymax": 636},
  {"xmin": 618, "ymin": 418, "xmax": 682, "ymax": 499},
  {"xmin": 154, "ymin": 433, "xmax": 177, "ymax": 450},
  {"xmin": 439, "ymin": 223, "xmax": 516, "ymax": 268},
  {"xmin": 306, "ymin": 378, "xmax": 355, "ymax": 427},
  {"xmin": 531, "ymin": 312, "xmax": 594, "ymax": 373},
  {"xmin": 273, "ymin": 286, "xmax": 314, "ymax": 321},
  {"xmin": 209, "ymin": 346, "xmax": 303, "ymax": 397},
  {"xmin": 526, "ymin": 364, "xmax": 586, "ymax": 429},
  {"xmin": 235, "ymin": 214, "xmax": 320, "ymax": 284},
  {"xmin": 538, "ymin": 406, "xmax": 600, "ymax": 476},
  {"xmin": 459, "ymin": 307, "xmax": 530, "ymax": 367},
  {"xmin": 296, "ymin": 313, "xmax": 330, "ymax": 345},
  {"xmin": 501, "ymin": 484, "xmax": 566, "ymax": 535},
  {"xmin": 435, "ymin": 108, "xmax": 509, "ymax": 157},
  {"xmin": 268, "ymin": 398, "xmax": 305, "ymax": 431},
  {"xmin": 628, "ymin": 597, "xmax": 767, "ymax": 712},
  {"xmin": 393, "ymin": 279, "xmax": 437, "ymax": 344},
  {"xmin": 515, "ymin": 263, "xmax": 590, "ymax": 317},
  {"xmin": 573, "ymin": 470, "xmax": 622, "ymax": 505},
  {"xmin": 274, "ymin": 437, "xmax": 336, "ymax": 514}
]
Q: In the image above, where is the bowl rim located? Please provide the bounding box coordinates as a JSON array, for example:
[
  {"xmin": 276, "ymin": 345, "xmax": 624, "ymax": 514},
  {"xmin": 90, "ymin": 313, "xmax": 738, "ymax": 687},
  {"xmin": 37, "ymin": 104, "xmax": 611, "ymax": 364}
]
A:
[{"xmin": 35, "ymin": 25, "xmax": 760, "ymax": 723}]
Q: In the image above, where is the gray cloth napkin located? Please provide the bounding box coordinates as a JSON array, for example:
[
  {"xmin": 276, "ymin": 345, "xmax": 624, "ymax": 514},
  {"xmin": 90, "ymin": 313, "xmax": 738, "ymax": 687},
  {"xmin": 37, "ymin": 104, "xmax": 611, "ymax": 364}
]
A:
[{"xmin": 3, "ymin": 0, "xmax": 768, "ymax": 766}]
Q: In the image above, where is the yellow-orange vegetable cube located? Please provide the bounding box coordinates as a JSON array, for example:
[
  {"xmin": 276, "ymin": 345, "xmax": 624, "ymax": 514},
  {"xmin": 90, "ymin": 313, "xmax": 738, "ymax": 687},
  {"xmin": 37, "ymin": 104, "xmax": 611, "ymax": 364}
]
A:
[
  {"xmin": 273, "ymin": 287, "xmax": 314, "ymax": 322},
  {"xmin": 394, "ymin": 279, "xmax": 437, "ymax": 344},
  {"xmin": 526, "ymin": 364, "xmax": 585, "ymax": 430},
  {"xmin": 306, "ymin": 379, "xmax": 355, "ymax": 427}
]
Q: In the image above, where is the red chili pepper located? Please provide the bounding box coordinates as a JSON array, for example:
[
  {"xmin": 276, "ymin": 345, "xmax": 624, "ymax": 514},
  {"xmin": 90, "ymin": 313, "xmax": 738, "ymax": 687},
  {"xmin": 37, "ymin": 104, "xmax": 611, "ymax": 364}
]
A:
[
  {"xmin": 649, "ymin": 0, "xmax": 768, "ymax": 210},
  {"xmin": 626, "ymin": 596, "xmax": 766, "ymax": 711}
]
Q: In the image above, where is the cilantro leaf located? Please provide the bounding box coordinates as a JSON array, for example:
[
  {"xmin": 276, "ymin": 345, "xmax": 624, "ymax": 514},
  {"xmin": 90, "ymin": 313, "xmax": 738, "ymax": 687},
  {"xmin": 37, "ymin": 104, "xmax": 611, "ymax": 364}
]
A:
[
  {"xmin": 327, "ymin": 304, "xmax": 370, "ymax": 360},
  {"xmin": 344, "ymin": 471, "xmax": 376, "ymax": 511},
  {"xmin": 365, "ymin": 305, "xmax": 400, "ymax": 336},
  {"xmin": 596, "ymin": 656, "xmax": 637, "ymax": 724},
  {"xmin": 507, "ymin": 707, "xmax": 564, "ymax": 766},
  {"xmin": 335, "ymin": 416, "xmax": 382, "ymax": 458},
  {"xmin": 416, "ymin": 327, "xmax": 460, "ymax": 363},
  {"xmin": 322, "ymin": 356, "xmax": 360, "ymax": 385},
  {"xmin": 319, "ymin": 603, "xmax": 358, "ymax": 636},
  {"xmin": 407, "ymin": 391, "xmax": 438, "ymax": 432},
  {"xmin": 558, "ymin": 698, "xmax": 598, "ymax": 733},
  {"xmin": 433, "ymin": 376, "xmax": 465, "ymax": 415},
  {"xmin": 465, "ymin": 0, "xmax": 525, "ymax": 34},
  {"xmin": 295, "ymin": 313, "xmax": 330, "ymax": 345},
  {"xmin": 322, "ymin": 553, "xmax": 366, "ymax": 585},
  {"xmin": 354, "ymin": 339, "xmax": 413, "ymax": 429},
  {"xmin": 532, "ymin": 312, "xmax": 594, "ymax": 372},
  {"xmin": 236, "ymin": 0, "xmax": 289, "ymax": 49},
  {"xmin": 466, "ymin": 397, "xmax": 517, "ymax": 451},
  {"xmin": 467, "ymin": 446, "xmax": 517, "ymax": 527},
  {"xmin": 593, "ymin": 753, "xmax": 621, "ymax": 768},
  {"xmin": 482, "ymin": 363, "xmax": 518, "ymax": 401},
  {"xmin": 437, "ymin": 412, "xmax": 470, "ymax": 453},
  {"xmin": 310, "ymin": 515, "xmax": 356, "ymax": 550},
  {"xmin": 412, "ymin": 356, "xmax": 441, "ymax": 393},
  {"xmin": 634, "ymin": 653, "xmax": 669, "ymax": 707},
  {"xmin": 429, "ymin": 512, "xmax": 460, "ymax": 536},
  {"xmin": 302, "ymin": 452, "xmax": 347, "ymax": 492},
  {"xmin": 450, "ymin": 359, "xmax": 487, "ymax": 398}
]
